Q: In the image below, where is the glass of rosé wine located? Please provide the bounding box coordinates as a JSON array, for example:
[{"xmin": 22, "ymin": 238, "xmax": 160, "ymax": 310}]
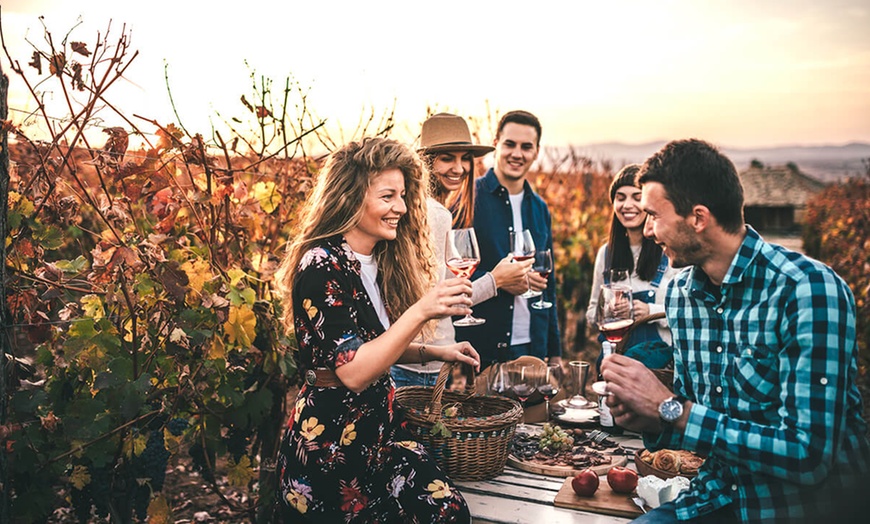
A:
[
  {"xmin": 596, "ymin": 283, "xmax": 634, "ymax": 343},
  {"xmin": 446, "ymin": 228, "xmax": 485, "ymax": 326}
]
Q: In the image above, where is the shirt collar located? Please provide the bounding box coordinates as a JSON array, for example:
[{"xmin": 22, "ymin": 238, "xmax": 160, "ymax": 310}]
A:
[
  {"xmin": 684, "ymin": 225, "xmax": 762, "ymax": 294},
  {"xmin": 481, "ymin": 167, "xmax": 533, "ymax": 196}
]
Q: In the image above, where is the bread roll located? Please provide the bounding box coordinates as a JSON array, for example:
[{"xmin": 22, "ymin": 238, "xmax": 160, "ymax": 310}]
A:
[{"xmin": 652, "ymin": 449, "xmax": 681, "ymax": 473}]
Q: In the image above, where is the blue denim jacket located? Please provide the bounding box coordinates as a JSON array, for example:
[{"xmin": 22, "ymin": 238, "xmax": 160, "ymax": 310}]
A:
[{"xmin": 454, "ymin": 168, "xmax": 561, "ymax": 365}]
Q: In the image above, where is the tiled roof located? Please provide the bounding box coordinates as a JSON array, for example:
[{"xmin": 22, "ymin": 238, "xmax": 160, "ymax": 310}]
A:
[{"xmin": 740, "ymin": 165, "xmax": 827, "ymax": 207}]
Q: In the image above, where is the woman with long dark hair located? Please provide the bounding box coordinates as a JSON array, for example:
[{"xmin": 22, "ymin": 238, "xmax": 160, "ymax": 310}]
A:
[{"xmin": 586, "ymin": 164, "xmax": 676, "ymax": 369}]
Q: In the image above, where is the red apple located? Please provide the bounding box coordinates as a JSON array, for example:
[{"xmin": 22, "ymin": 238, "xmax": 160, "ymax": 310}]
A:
[
  {"xmin": 571, "ymin": 468, "xmax": 600, "ymax": 496},
  {"xmin": 606, "ymin": 466, "xmax": 639, "ymax": 494}
]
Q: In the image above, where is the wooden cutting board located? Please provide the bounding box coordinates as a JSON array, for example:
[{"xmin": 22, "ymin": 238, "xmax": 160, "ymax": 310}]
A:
[
  {"xmin": 507, "ymin": 452, "xmax": 627, "ymax": 477},
  {"xmin": 553, "ymin": 476, "xmax": 644, "ymax": 518}
]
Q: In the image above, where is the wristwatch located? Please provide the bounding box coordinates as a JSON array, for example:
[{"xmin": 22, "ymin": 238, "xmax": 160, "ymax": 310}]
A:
[{"xmin": 658, "ymin": 396, "xmax": 687, "ymax": 424}]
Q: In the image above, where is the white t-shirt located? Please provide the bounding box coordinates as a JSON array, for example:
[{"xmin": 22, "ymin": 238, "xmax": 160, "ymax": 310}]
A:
[
  {"xmin": 509, "ymin": 191, "xmax": 531, "ymax": 346},
  {"xmin": 352, "ymin": 250, "xmax": 391, "ymax": 330}
]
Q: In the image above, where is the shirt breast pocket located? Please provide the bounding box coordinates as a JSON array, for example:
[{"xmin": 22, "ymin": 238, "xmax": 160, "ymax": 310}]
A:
[{"xmin": 730, "ymin": 345, "xmax": 780, "ymax": 403}]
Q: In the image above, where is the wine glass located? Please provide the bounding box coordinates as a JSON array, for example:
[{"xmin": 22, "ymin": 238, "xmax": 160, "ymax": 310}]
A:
[
  {"xmin": 537, "ymin": 363, "xmax": 563, "ymax": 418},
  {"xmin": 507, "ymin": 364, "xmax": 537, "ymax": 432},
  {"xmin": 446, "ymin": 228, "xmax": 485, "ymax": 326},
  {"xmin": 509, "ymin": 229, "xmax": 539, "ymax": 299},
  {"xmin": 567, "ymin": 360, "xmax": 595, "ymax": 408},
  {"xmin": 530, "ymin": 249, "xmax": 553, "ymax": 310},
  {"xmin": 608, "ymin": 268, "xmax": 631, "ymax": 286},
  {"xmin": 596, "ymin": 284, "xmax": 634, "ymax": 344}
]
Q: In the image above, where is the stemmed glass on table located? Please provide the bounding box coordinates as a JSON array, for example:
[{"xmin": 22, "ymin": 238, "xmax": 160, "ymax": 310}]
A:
[
  {"xmin": 537, "ymin": 363, "xmax": 563, "ymax": 417},
  {"xmin": 506, "ymin": 364, "xmax": 537, "ymax": 432},
  {"xmin": 530, "ymin": 248, "xmax": 553, "ymax": 310},
  {"xmin": 509, "ymin": 229, "xmax": 540, "ymax": 299},
  {"xmin": 446, "ymin": 228, "xmax": 486, "ymax": 326}
]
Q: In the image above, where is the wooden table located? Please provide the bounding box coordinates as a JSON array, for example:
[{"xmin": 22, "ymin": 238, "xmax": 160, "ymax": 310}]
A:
[{"xmin": 454, "ymin": 430, "xmax": 645, "ymax": 523}]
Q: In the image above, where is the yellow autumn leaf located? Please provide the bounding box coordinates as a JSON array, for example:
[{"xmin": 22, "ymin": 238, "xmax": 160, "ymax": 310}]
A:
[
  {"xmin": 163, "ymin": 429, "xmax": 184, "ymax": 455},
  {"xmin": 70, "ymin": 464, "xmax": 91, "ymax": 490},
  {"xmin": 224, "ymin": 304, "xmax": 256, "ymax": 347},
  {"xmin": 123, "ymin": 318, "xmax": 135, "ymax": 343},
  {"xmin": 252, "ymin": 181, "xmax": 282, "ymax": 214},
  {"xmin": 181, "ymin": 258, "xmax": 213, "ymax": 294},
  {"xmin": 123, "ymin": 433, "xmax": 148, "ymax": 458},
  {"xmin": 227, "ymin": 268, "xmax": 247, "ymax": 287},
  {"xmin": 208, "ymin": 337, "xmax": 226, "ymax": 360},
  {"xmin": 147, "ymin": 494, "xmax": 172, "ymax": 524},
  {"xmin": 226, "ymin": 455, "xmax": 257, "ymax": 487},
  {"xmin": 81, "ymin": 294, "xmax": 105, "ymax": 319}
]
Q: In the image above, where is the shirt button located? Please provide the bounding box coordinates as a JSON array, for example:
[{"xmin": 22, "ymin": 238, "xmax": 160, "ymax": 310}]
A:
[
  {"xmin": 716, "ymin": 386, "xmax": 723, "ymax": 393},
  {"xmin": 716, "ymin": 307, "xmax": 724, "ymax": 314},
  {"xmin": 506, "ymin": 332, "xmax": 511, "ymax": 336},
  {"xmin": 649, "ymin": 291, "xmax": 654, "ymax": 297},
  {"xmin": 820, "ymin": 377, "xmax": 828, "ymax": 385},
  {"xmin": 716, "ymin": 346, "xmax": 723, "ymax": 353},
  {"xmin": 731, "ymin": 484, "xmax": 738, "ymax": 491}
]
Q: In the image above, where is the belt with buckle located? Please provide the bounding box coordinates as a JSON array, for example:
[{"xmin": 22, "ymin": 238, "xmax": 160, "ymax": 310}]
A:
[{"xmin": 304, "ymin": 368, "xmax": 344, "ymax": 388}]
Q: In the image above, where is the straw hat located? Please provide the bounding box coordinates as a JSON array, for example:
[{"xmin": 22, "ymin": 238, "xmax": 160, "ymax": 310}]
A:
[{"xmin": 418, "ymin": 113, "xmax": 494, "ymax": 157}]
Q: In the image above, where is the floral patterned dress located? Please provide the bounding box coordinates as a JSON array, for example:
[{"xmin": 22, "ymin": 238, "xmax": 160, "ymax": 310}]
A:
[{"xmin": 276, "ymin": 236, "xmax": 470, "ymax": 523}]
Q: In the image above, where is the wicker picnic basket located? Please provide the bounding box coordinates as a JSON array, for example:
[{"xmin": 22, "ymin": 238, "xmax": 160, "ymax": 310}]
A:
[
  {"xmin": 394, "ymin": 362, "xmax": 523, "ymax": 481},
  {"xmin": 614, "ymin": 312, "xmax": 675, "ymax": 390}
]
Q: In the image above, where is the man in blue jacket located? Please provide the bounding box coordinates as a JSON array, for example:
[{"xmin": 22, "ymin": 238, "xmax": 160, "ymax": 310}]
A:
[{"xmin": 456, "ymin": 110, "xmax": 562, "ymax": 370}]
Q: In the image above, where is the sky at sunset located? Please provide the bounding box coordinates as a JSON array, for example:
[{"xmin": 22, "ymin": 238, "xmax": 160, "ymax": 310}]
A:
[{"xmin": 2, "ymin": 0, "xmax": 870, "ymax": 150}]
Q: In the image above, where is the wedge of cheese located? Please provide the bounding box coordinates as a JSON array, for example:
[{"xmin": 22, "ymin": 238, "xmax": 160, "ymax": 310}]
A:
[{"xmin": 636, "ymin": 475, "xmax": 691, "ymax": 508}]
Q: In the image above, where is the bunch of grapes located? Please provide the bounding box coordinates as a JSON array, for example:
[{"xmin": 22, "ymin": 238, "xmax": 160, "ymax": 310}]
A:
[
  {"xmin": 167, "ymin": 417, "xmax": 189, "ymax": 436},
  {"xmin": 134, "ymin": 429, "xmax": 171, "ymax": 519},
  {"xmin": 538, "ymin": 423, "xmax": 574, "ymax": 452}
]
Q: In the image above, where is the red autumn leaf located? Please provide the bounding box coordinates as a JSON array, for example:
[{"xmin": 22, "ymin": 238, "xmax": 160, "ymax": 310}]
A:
[
  {"xmin": 70, "ymin": 41, "xmax": 91, "ymax": 57},
  {"xmin": 49, "ymin": 53, "xmax": 66, "ymax": 76}
]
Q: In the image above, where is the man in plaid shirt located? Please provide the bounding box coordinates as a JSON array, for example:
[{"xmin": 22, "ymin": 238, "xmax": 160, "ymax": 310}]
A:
[{"xmin": 601, "ymin": 139, "xmax": 870, "ymax": 522}]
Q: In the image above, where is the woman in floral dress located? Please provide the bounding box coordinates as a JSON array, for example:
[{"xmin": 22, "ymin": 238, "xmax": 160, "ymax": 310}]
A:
[{"xmin": 274, "ymin": 137, "xmax": 480, "ymax": 522}]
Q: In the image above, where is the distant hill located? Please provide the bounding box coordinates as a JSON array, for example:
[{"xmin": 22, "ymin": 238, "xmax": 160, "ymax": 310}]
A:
[{"xmin": 560, "ymin": 141, "xmax": 870, "ymax": 183}]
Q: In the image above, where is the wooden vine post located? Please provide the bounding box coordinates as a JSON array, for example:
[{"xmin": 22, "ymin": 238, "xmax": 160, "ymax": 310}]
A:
[{"xmin": 0, "ymin": 59, "xmax": 10, "ymax": 522}]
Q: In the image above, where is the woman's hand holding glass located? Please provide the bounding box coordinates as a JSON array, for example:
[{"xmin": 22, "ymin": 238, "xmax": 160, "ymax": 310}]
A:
[
  {"xmin": 418, "ymin": 277, "xmax": 474, "ymax": 320},
  {"xmin": 446, "ymin": 228, "xmax": 486, "ymax": 326}
]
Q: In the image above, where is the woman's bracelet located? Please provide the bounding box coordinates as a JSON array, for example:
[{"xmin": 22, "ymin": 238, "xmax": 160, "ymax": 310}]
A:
[{"xmin": 418, "ymin": 345, "xmax": 428, "ymax": 366}]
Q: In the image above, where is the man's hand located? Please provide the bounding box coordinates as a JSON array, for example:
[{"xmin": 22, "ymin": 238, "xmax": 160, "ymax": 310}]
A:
[
  {"xmin": 493, "ymin": 255, "xmax": 534, "ymax": 295},
  {"xmin": 599, "ymin": 354, "xmax": 672, "ymax": 433}
]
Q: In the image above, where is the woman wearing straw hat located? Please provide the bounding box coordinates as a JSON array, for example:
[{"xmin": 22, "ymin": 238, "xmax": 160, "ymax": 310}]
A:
[
  {"xmin": 390, "ymin": 113, "xmax": 532, "ymax": 388},
  {"xmin": 274, "ymin": 137, "xmax": 477, "ymax": 522}
]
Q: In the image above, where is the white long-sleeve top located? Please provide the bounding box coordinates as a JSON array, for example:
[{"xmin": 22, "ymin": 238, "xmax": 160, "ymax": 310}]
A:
[{"xmin": 394, "ymin": 198, "xmax": 498, "ymax": 374}]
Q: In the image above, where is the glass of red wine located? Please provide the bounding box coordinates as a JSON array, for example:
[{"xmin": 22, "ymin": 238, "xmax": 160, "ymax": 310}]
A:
[
  {"xmin": 507, "ymin": 364, "xmax": 536, "ymax": 431},
  {"xmin": 530, "ymin": 248, "xmax": 553, "ymax": 310},
  {"xmin": 446, "ymin": 228, "xmax": 485, "ymax": 326},
  {"xmin": 509, "ymin": 229, "xmax": 540, "ymax": 299},
  {"xmin": 596, "ymin": 283, "xmax": 634, "ymax": 343},
  {"xmin": 538, "ymin": 363, "xmax": 563, "ymax": 418}
]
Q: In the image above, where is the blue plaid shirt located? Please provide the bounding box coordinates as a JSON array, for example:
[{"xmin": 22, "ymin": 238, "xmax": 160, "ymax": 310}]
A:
[{"xmin": 644, "ymin": 226, "xmax": 870, "ymax": 522}]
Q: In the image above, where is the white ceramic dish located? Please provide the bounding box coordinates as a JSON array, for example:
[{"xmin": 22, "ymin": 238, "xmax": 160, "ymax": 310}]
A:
[
  {"xmin": 554, "ymin": 407, "xmax": 599, "ymax": 424},
  {"xmin": 591, "ymin": 381, "xmax": 609, "ymax": 396}
]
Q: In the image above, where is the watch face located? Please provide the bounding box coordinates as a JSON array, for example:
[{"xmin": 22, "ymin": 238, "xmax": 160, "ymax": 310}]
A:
[{"xmin": 660, "ymin": 399, "xmax": 683, "ymax": 422}]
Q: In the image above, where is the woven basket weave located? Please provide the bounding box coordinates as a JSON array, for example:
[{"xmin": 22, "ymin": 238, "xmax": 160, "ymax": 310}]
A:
[
  {"xmin": 394, "ymin": 362, "xmax": 523, "ymax": 481},
  {"xmin": 614, "ymin": 312, "xmax": 675, "ymax": 389}
]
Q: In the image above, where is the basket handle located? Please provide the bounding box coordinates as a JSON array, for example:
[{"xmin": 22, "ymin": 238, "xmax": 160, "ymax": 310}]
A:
[
  {"xmin": 426, "ymin": 361, "xmax": 476, "ymax": 423},
  {"xmin": 614, "ymin": 312, "xmax": 666, "ymax": 354}
]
